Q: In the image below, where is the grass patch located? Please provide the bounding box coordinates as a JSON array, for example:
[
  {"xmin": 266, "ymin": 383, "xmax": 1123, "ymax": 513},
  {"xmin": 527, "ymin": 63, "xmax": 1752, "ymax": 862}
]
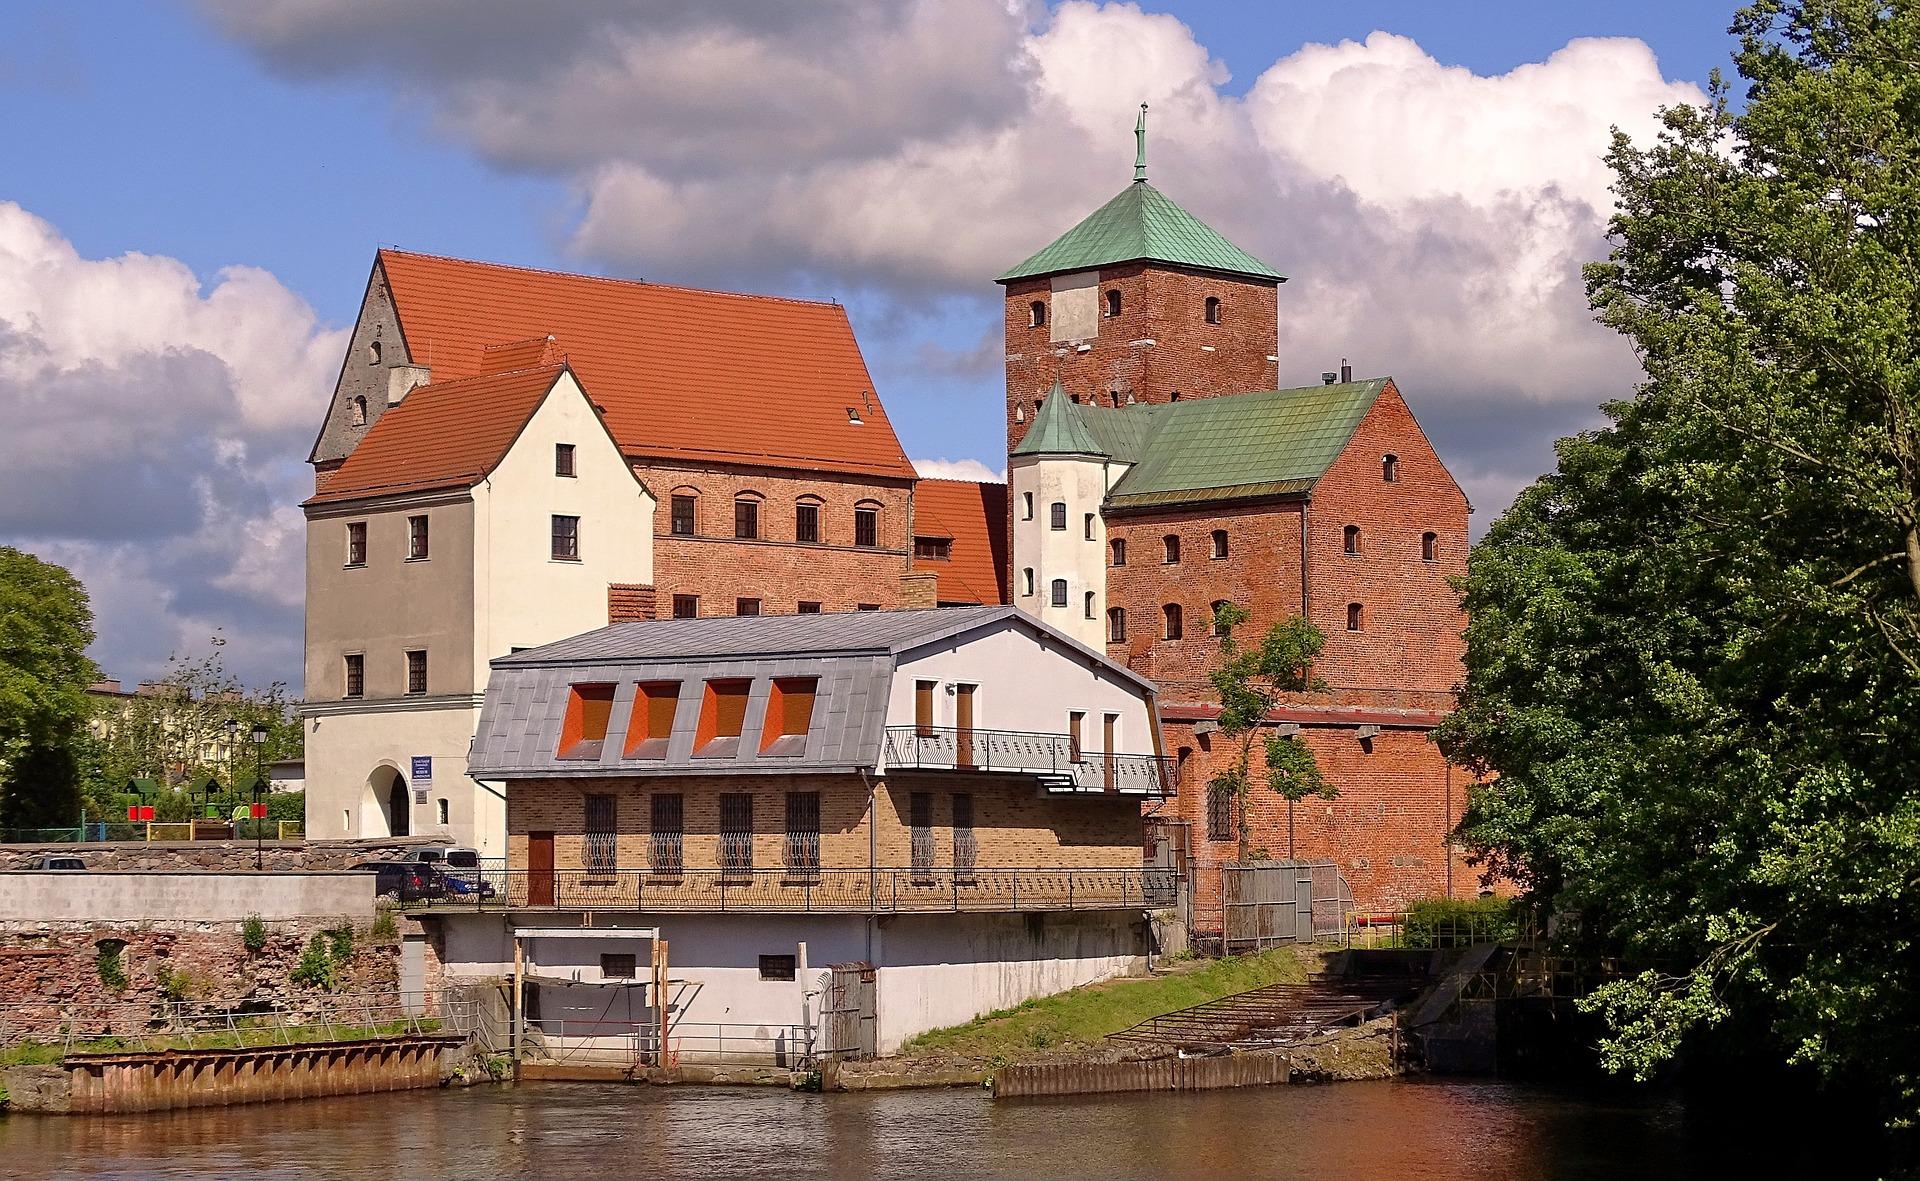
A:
[
  {"xmin": 0, "ymin": 1019, "xmax": 442, "ymax": 1066},
  {"xmin": 899, "ymin": 948, "xmax": 1313, "ymax": 1062}
]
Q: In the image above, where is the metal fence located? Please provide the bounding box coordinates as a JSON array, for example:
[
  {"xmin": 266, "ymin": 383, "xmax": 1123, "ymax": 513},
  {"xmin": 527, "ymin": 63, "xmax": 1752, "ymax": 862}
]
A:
[
  {"xmin": 0, "ymin": 991, "xmax": 478, "ymax": 1057},
  {"xmin": 1348, "ymin": 906, "xmax": 1530, "ymax": 949},
  {"xmin": 0, "ymin": 819, "xmax": 302, "ymax": 845},
  {"xmin": 1221, "ymin": 860, "xmax": 1354, "ymax": 952},
  {"xmin": 409, "ymin": 866, "xmax": 1177, "ymax": 914},
  {"xmin": 883, "ymin": 727, "xmax": 1178, "ymax": 795}
]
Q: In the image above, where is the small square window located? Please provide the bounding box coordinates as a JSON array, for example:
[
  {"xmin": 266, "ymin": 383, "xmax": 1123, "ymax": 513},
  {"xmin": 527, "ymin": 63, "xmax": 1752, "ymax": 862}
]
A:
[
  {"xmin": 555, "ymin": 443, "xmax": 576, "ymax": 477},
  {"xmin": 601, "ymin": 953, "xmax": 637, "ymax": 978},
  {"xmin": 759, "ymin": 954, "xmax": 797, "ymax": 981},
  {"xmin": 857, "ymin": 603, "xmax": 880, "ymax": 611},
  {"xmin": 736, "ymin": 597, "xmax": 761, "ymax": 616},
  {"xmin": 798, "ymin": 601, "xmax": 822, "ymax": 613},
  {"xmin": 672, "ymin": 594, "xmax": 699, "ymax": 619}
]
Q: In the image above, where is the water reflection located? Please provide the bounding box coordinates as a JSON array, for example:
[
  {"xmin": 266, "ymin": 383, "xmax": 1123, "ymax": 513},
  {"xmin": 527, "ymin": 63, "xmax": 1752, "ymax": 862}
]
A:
[{"xmin": 0, "ymin": 1078, "xmax": 1814, "ymax": 1180}]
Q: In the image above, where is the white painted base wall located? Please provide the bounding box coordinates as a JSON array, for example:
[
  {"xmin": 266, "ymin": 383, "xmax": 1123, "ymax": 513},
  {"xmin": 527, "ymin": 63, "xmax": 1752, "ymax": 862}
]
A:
[{"xmin": 432, "ymin": 909, "xmax": 1147, "ymax": 1056}]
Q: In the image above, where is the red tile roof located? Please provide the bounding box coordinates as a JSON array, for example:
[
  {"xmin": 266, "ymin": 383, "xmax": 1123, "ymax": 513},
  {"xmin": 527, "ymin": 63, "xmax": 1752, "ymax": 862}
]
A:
[
  {"xmin": 912, "ymin": 478, "xmax": 1010, "ymax": 605},
  {"xmin": 307, "ymin": 365, "xmax": 567, "ymax": 505},
  {"xmin": 377, "ymin": 250, "xmax": 916, "ymax": 480}
]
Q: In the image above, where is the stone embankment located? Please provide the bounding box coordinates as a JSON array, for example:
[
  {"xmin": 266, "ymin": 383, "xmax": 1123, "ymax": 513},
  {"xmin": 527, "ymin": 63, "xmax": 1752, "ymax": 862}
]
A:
[{"xmin": 0, "ymin": 836, "xmax": 450, "ymax": 873}]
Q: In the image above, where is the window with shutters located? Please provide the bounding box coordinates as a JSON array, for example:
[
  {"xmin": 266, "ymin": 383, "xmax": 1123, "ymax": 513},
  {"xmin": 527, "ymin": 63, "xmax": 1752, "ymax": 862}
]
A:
[
  {"xmin": 910, "ymin": 791, "xmax": 935, "ymax": 882},
  {"xmin": 952, "ymin": 793, "xmax": 976, "ymax": 880},
  {"xmin": 785, "ymin": 791, "xmax": 821, "ymax": 878},
  {"xmin": 583, "ymin": 793, "xmax": 617, "ymax": 875},
  {"xmin": 649, "ymin": 793, "xmax": 683, "ymax": 877},
  {"xmin": 624, "ymin": 681, "xmax": 679, "ymax": 759},
  {"xmin": 719, "ymin": 793, "xmax": 753, "ymax": 877}
]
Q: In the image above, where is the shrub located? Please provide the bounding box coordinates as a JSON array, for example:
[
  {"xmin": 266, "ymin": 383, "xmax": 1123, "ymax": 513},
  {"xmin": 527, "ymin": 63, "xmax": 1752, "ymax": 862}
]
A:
[
  {"xmin": 324, "ymin": 924, "xmax": 354, "ymax": 963},
  {"xmin": 369, "ymin": 907, "xmax": 398, "ymax": 941},
  {"xmin": 241, "ymin": 915, "xmax": 267, "ymax": 954},
  {"xmin": 1402, "ymin": 896, "xmax": 1521, "ymax": 949},
  {"xmin": 94, "ymin": 941, "xmax": 129, "ymax": 992},
  {"xmin": 290, "ymin": 933, "xmax": 338, "ymax": 990}
]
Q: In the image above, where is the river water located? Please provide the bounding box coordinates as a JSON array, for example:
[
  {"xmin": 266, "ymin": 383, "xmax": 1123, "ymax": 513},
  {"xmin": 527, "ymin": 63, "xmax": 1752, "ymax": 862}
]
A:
[{"xmin": 0, "ymin": 1079, "xmax": 1828, "ymax": 1179}]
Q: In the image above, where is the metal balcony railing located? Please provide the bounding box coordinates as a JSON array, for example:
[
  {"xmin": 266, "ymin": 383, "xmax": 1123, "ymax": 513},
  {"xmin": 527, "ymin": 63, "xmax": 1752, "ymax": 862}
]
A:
[
  {"xmin": 406, "ymin": 866, "xmax": 1177, "ymax": 914},
  {"xmin": 882, "ymin": 727, "xmax": 1178, "ymax": 795}
]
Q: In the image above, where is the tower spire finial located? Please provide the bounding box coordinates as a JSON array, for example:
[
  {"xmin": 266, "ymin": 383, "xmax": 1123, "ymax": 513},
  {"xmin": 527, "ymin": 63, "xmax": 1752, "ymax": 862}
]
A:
[{"xmin": 1133, "ymin": 102, "xmax": 1149, "ymax": 183}]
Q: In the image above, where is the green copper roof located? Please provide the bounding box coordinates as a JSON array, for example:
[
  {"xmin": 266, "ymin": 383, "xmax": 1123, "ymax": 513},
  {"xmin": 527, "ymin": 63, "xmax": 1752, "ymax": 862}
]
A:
[
  {"xmin": 1011, "ymin": 381, "xmax": 1105, "ymax": 456},
  {"xmin": 1011, "ymin": 380, "xmax": 1389, "ymax": 510},
  {"xmin": 997, "ymin": 181, "xmax": 1284, "ymax": 284}
]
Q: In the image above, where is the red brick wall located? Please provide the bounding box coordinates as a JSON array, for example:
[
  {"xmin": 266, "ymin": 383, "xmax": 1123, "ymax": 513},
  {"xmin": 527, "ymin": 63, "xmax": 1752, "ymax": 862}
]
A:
[
  {"xmin": 636, "ymin": 460, "xmax": 914, "ymax": 614},
  {"xmin": 607, "ymin": 583, "xmax": 657, "ymax": 624},
  {"xmin": 1102, "ymin": 501, "xmax": 1306, "ymax": 698},
  {"xmin": 1163, "ymin": 718, "xmax": 1472, "ymax": 929},
  {"xmin": 1303, "ymin": 381, "xmax": 1469, "ymax": 709},
  {"xmin": 1004, "ymin": 264, "xmax": 1280, "ymax": 451}
]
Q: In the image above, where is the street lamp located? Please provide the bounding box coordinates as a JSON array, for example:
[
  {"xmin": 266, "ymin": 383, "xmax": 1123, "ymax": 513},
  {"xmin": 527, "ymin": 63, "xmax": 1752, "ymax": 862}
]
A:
[{"xmin": 250, "ymin": 723, "xmax": 269, "ymax": 869}]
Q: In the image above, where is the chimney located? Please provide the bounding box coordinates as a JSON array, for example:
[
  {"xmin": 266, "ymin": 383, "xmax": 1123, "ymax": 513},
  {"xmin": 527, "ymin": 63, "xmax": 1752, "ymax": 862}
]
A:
[
  {"xmin": 1339, "ymin": 358, "xmax": 1352, "ymax": 384},
  {"xmin": 388, "ymin": 364, "xmax": 431, "ymax": 406}
]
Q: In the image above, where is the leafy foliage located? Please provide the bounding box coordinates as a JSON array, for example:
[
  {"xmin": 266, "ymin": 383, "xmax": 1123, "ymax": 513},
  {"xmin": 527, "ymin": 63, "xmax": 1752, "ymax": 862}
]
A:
[
  {"xmin": 290, "ymin": 934, "xmax": 339, "ymax": 991},
  {"xmin": 0, "ymin": 548, "xmax": 96, "ymax": 827},
  {"xmin": 94, "ymin": 942, "xmax": 128, "ymax": 993},
  {"xmin": 1436, "ymin": 0, "xmax": 1920, "ymax": 1126},
  {"xmin": 1205, "ymin": 603, "xmax": 1334, "ymax": 859},
  {"xmin": 241, "ymin": 915, "xmax": 268, "ymax": 955}
]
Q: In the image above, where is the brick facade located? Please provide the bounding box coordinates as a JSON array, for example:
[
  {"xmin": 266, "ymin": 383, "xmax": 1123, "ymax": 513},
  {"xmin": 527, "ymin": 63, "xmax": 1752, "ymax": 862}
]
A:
[
  {"xmin": 607, "ymin": 583, "xmax": 657, "ymax": 624},
  {"xmin": 637, "ymin": 460, "xmax": 915, "ymax": 616},
  {"xmin": 505, "ymin": 773, "xmax": 1143, "ymax": 873},
  {"xmin": 1004, "ymin": 251, "xmax": 1472, "ymax": 921},
  {"xmin": 1003, "ymin": 264, "xmax": 1280, "ymax": 452}
]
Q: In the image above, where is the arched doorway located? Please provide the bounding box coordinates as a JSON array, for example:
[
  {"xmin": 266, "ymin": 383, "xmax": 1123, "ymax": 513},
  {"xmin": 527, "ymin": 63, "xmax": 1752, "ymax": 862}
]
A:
[{"xmin": 369, "ymin": 766, "xmax": 410, "ymax": 837}]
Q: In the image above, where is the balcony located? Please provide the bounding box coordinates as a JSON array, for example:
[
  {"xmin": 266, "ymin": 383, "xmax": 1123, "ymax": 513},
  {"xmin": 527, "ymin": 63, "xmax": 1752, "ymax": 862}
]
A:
[
  {"xmin": 408, "ymin": 866, "xmax": 1177, "ymax": 914},
  {"xmin": 883, "ymin": 727, "xmax": 1177, "ymax": 795}
]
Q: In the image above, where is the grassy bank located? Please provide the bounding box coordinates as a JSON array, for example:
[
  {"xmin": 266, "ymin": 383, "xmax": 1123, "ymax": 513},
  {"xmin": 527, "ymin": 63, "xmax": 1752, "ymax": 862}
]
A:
[
  {"xmin": 0, "ymin": 1019, "xmax": 442, "ymax": 1067},
  {"xmin": 900, "ymin": 948, "xmax": 1315, "ymax": 1063}
]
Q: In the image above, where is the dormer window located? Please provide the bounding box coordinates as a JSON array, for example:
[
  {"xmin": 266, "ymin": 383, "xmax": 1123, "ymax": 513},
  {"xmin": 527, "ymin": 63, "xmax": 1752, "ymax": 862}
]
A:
[
  {"xmin": 694, "ymin": 678, "xmax": 752, "ymax": 758},
  {"xmin": 1105, "ymin": 289, "xmax": 1122, "ymax": 317},
  {"xmin": 847, "ymin": 407, "xmax": 863, "ymax": 424},
  {"xmin": 761, "ymin": 677, "xmax": 817, "ymax": 756},
  {"xmin": 624, "ymin": 681, "xmax": 680, "ymax": 759},
  {"xmin": 1030, "ymin": 300, "xmax": 1046, "ymax": 328},
  {"xmin": 557, "ymin": 683, "xmax": 616, "ymax": 760},
  {"xmin": 1204, "ymin": 296, "xmax": 1222, "ymax": 325}
]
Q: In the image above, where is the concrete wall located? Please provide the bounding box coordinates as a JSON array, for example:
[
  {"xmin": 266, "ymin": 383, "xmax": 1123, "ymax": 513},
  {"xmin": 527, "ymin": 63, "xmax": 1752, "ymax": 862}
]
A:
[
  {"xmin": 430, "ymin": 907, "xmax": 1145, "ymax": 1056},
  {"xmin": 0, "ymin": 871, "xmax": 376, "ymax": 923}
]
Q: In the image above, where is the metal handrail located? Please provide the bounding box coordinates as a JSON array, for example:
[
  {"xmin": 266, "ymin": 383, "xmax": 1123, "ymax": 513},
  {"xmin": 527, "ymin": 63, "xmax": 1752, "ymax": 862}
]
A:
[
  {"xmin": 882, "ymin": 726, "xmax": 1178, "ymax": 794},
  {"xmin": 0, "ymin": 992, "xmax": 473, "ymax": 1055},
  {"xmin": 406, "ymin": 865, "xmax": 1177, "ymax": 914}
]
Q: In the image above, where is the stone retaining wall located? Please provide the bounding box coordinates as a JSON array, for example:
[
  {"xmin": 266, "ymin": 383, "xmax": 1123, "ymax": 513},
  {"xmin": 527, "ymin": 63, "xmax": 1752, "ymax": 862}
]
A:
[{"xmin": 0, "ymin": 871, "xmax": 375, "ymax": 924}]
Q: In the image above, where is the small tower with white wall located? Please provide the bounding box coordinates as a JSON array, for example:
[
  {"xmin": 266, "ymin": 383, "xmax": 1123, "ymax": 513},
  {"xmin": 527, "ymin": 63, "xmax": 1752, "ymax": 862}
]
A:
[{"xmin": 1010, "ymin": 382, "xmax": 1113, "ymax": 649}]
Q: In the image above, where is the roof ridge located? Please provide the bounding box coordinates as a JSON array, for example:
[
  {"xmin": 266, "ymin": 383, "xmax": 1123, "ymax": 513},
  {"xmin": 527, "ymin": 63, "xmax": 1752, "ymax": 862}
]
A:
[
  {"xmin": 378, "ymin": 248, "xmax": 849, "ymax": 312},
  {"xmin": 407, "ymin": 361, "xmax": 568, "ymax": 393}
]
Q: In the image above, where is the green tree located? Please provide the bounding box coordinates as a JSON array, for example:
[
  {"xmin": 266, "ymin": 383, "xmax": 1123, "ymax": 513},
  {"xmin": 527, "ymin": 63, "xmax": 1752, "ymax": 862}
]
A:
[
  {"xmin": 1205, "ymin": 603, "xmax": 1334, "ymax": 861},
  {"xmin": 1438, "ymin": 0, "xmax": 1920, "ymax": 1128},
  {"xmin": 0, "ymin": 548, "xmax": 97, "ymax": 828}
]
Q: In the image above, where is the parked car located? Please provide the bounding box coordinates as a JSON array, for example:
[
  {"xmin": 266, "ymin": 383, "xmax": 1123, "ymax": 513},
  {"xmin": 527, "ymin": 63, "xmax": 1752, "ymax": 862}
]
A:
[
  {"xmin": 397, "ymin": 847, "xmax": 480, "ymax": 869},
  {"xmin": 435, "ymin": 866, "xmax": 496, "ymax": 900},
  {"xmin": 353, "ymin": 860, "xmax": 446, "ymax": 903},
  {"xmin": 26, "ymin": 855, "xmax": 86, "ymax": 871},
  {"xmin": 397, "ymin": 848, "xmax": 491, "ymax": 896}
]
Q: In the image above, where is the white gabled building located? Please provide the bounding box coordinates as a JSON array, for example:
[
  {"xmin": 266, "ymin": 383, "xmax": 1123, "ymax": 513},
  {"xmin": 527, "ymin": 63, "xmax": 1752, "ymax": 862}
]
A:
[{"xmin": 300, "ymin": 360, "xmax": 653, "ymax": 855}]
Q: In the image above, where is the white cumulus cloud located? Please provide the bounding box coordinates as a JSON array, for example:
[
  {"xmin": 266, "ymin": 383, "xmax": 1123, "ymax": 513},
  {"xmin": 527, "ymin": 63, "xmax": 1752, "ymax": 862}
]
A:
[
  {"xmin": 914, "ymin": 458, "xmax": 1007, "ymax": 483},
  {"xmin": 0, "ymin": 202, "xmax": 346, "ymax": 688}
]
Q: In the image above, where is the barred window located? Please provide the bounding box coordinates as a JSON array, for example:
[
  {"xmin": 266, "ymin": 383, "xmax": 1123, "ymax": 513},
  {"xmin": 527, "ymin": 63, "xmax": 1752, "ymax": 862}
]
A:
[
  {"xmin": 720, "ymin": 792, "xmax": 753, "ymax": 876},
  {"xmin": 1207, "ymin": 781, "xmax": 1236, "ymax": 842},
  {"xmin": 952, "ymin": 793, "xmax": 976, "ymax": 879},
  {"xmin": 584, "ymin": 793, "xmax": 617, "ymax": 873},
  {"xmin": 785, "ymin": 791, "xmax": 821, "ymax": 877},
  {"xmin": 650, "ymin": 794, "xmax": 683, "ymax": 876},
  {"xmin": 343, "ymin": 654, "xmax": 364, "ymax": 699},
  {"xmin": 910, "ymin": 791, "xmax": 935, "ymax": 881},
  {"xmin": 405, "ymin": 650, "xmax": 427, "ymax": 695}
]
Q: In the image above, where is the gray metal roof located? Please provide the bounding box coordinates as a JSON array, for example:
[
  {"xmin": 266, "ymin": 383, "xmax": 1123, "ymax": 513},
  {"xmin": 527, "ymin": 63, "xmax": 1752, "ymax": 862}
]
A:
[{"xmin": 471, "ymin": 606, "xmax": 1153, "ymax": 781}]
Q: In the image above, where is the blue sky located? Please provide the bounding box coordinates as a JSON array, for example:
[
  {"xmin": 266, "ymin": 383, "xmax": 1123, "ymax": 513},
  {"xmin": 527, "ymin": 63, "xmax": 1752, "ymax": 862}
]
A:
[{"xmin": 0, "ymin": 0, "xmax": 1740, "ymax": 687}]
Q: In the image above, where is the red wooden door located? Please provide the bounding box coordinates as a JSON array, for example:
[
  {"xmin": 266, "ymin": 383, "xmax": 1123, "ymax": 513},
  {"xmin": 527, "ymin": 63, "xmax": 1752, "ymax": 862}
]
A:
[{"xmin": 528, "ymin": 831, "xmax": 555, "ymax": 907}]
